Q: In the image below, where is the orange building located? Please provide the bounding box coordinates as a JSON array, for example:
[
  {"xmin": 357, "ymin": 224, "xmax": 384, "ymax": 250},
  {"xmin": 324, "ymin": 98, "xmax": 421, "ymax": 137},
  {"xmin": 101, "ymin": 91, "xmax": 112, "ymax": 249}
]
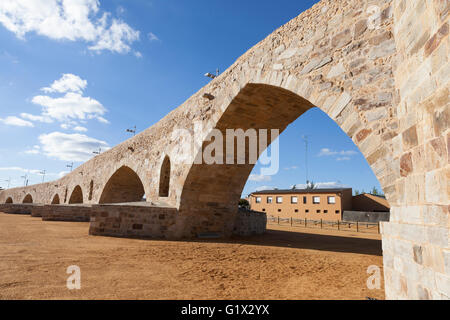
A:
[{"xmin": 249, "ymin": 188, "xmax": 353, "ymax": 221}]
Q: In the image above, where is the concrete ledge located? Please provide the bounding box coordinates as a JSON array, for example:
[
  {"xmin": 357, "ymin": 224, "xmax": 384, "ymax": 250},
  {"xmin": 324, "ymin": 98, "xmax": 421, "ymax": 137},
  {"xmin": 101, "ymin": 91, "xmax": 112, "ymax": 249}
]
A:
[
  {"xmin": 0, "ymin": 204, "xmax": 41, "ymax": 215},
  {"xmin": 41, "ymin": 204, "xmax": 93, "ymax": 222},
  {"xmin": 31, "ymin": 205, "xmax": 46, "ymax": 217}
]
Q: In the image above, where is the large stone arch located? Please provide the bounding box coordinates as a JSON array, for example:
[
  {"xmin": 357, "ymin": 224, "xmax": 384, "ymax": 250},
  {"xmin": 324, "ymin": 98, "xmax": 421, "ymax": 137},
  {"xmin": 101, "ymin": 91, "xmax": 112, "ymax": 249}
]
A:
[
  {"xmin": 159, "ymin": 156, "xmax": 171, "ymax": 198},
  {"xmin": 68, "ymin": 186, "xmax": 83, "ymax": 204},
  {"xmin": 5, "ymin": 197, "xmax": 13, "ymax": 204},
  {"xmin": 22, "ymin": 194, "xmax": 33, "ymax": 204},
  {"xmin": 51, "ymin": 194, "xmax": 60, "ymax": 205},
  {"xmin": 99, "ymin": 166, "xmax": 145, "ymax": 204}
]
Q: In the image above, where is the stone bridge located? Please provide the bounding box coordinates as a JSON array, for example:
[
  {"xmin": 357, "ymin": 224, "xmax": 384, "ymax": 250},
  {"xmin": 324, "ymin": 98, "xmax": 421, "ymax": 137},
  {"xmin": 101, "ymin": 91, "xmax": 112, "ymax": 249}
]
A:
[{"xmin": 0, "ymin": 0, "xmax": 448, "ymax": 299}]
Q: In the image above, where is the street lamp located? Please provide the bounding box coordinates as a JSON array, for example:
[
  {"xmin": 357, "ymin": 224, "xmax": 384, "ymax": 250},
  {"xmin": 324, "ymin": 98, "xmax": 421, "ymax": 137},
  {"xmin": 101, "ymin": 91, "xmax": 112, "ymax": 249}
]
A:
[
  {"xmin": 4, "ymin": 178, "xmax": 11, "ymax": 189},
  {"xmin": 39, "ymin": 170, "xmax": 46, "ymax": 183},
  {"xmin": 66, "ymin": 163, "xmax": 73, "ymax": 172},
  {"xmin": 126, "ymin": 126, "xmax": 136, "ymax": 136},
  {"xmin": 93, "ymin": 148, "xmax": 102, "ymax": 155},
  {"xmin": 20, "ymin": 174, "xmax": 28, "ymax": 187},
  {"xmin": 204, "ymin": 68, "xmax": 219, "ymax": 79}
]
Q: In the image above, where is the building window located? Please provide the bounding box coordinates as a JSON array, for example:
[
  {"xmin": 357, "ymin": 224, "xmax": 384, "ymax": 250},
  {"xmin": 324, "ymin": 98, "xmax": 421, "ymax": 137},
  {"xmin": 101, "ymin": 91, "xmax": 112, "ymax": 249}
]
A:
[
  {"xmin": 313, "ymin": 196, "xmax": 320, "ymax": 204},
  {"xmin": 276, "ymin": 196, "xmax": 283, "ymax": 204},
  {"xmin": 335, "ymin": 210, "xmax": 340, "ymax": 214},
  {"xmin": 324, "ymin": 210, "xmax": 328, "ymax": 213},
  {"xmin": 328, "ymin": 196, "xmax": 336, "ymax": 204},
  {"xmin": 262, "ymin": 208, "xmax": 266, "ymax": 212},
  {"xmin": 278, "ymin": 209, "xmax": 281, "ymax": 212},
  {"xmin": 303, "ymin": 196, "xmax": 307, "ymax": 204},
  {"xmin": 291, "ymin": 196, "xmax": 298, "ymax": 204},
  {"xmin": 295, "ymin": 209, "xmax": 299, "ymax": 213},
  {"xmin": 305, "ymin": 210, "xmax": 309, "ymax": 213},
  {"xmin": 256, "ymin": 197, "xmax": 261, "ymax": 203},
  {"xmin": 316, "ymin": 210, "xmax": 321, "ymax": 213},
  {"xmin": 267, "ymin": 197, "xmax": 273, "ymax": 204}
]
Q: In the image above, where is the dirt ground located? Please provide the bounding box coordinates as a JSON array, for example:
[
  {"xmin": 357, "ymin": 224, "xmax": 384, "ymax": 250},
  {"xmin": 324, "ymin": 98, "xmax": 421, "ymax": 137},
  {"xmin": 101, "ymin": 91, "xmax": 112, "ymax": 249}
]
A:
[{"xmin": 0, "ymin": 213, "xmax": 384, "ymax": 300}]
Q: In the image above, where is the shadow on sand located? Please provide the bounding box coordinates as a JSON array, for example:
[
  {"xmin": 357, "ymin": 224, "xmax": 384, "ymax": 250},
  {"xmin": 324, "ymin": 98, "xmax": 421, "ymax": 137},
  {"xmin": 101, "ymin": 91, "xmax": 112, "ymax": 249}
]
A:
[{"xmin": 214, "ymin": 228, "xmax": 383, "ymax": 256}]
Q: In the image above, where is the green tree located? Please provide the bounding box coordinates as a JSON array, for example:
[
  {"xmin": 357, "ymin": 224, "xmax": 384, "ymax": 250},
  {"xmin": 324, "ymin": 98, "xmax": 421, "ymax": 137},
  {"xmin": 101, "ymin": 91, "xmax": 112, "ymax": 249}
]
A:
[
  {"xmin": 239, "ymin": 198, "xmax": 249, "ymax": 209},
  {"xmin": 354, "ymin": 189, "xmax": 360, "ymax": 196}
]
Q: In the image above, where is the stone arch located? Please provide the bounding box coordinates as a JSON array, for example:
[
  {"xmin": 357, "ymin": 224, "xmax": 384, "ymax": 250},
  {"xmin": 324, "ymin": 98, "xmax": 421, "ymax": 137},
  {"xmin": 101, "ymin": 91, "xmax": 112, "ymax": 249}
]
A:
[
  {"xmin": 159, "ymin": 156, "xmax": 171, "ymax": 197},
  {"xmin": 22, "ymin": 194, "xmax": 33, "ymax": 204},
  {"xmin": 51, "ymin": 194, "xmax": 60, "ymax": 205},
  {"xmin": 99, "ymin": 166, "xmax": 145, "ymax": 204},
  {"xmin": 179, "ymin": 84, "xmax": 318, "ymax": 229},
  {"xmin": 88, "ymin": 180, "xmax": 94, "ymax": 201},
  {"xmin": 68, "ymin": 186, "xmax": 83, "ymax": 204},
  {"xmin": 5, "ymin": 197, "xmax": 13, "ymax": 204}
]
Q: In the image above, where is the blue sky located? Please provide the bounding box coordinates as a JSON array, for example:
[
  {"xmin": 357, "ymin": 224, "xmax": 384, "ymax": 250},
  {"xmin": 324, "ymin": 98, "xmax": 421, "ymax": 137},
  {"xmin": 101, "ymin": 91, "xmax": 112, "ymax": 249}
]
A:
[{"xmin": 0, "ymin": 0, "xmax": 381, "ymax": 195}]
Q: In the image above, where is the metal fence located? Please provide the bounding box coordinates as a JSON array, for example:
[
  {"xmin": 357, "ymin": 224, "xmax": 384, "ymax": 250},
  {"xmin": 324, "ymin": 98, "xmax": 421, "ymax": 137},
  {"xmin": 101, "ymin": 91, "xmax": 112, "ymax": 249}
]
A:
[{"xmin": 267, "ymin": 216, "xmax": 380, "ymax": 234}]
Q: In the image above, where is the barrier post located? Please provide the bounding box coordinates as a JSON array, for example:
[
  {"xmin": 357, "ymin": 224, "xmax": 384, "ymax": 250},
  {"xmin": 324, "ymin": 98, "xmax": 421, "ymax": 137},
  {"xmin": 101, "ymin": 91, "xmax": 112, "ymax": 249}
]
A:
[
  {"xmin": 357, "ymin": 221, "xmax": 359, "ymax": 232},
  {"xmin": 337, "ymin": 220, "xmax": 340, "ymax": 231},
  {"xmin": 320, "ymin": 219, "xmax": 323, "ymax": 229}
]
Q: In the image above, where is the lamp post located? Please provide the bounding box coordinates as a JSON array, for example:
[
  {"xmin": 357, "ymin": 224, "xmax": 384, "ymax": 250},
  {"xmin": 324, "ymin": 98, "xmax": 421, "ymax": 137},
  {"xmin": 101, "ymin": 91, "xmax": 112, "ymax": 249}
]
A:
[
  {"xmin": 66, "ymin": 163, "xmax": 73, "ymax": 172},
  {"xmin": 302, "ymin": 135, "xmax": 309, "ymax": 184},
  {"xmin": 20, "ymin": 174, "xmax": 28, "ymax": 186},
  {"xmin": 126, "ymin": 126, "xmax": 136, "ymax": 136},
  {"xmin": 204, "ymin": 68, "xmax": 219, "ymax": 79},
  {"xmin": 93, "ymin": 148, "xmax": 101, "ymax": 155},
  {"xmin": 39, "ymin": 170, "xmax": 46, "ymax": 183}
]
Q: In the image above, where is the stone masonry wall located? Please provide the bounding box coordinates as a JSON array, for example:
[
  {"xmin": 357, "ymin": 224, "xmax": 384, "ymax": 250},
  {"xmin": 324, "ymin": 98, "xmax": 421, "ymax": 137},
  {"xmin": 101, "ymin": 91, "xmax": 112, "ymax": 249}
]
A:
[
  {"xmin": 381, "ymin": 0, "xmax": 449, "ymax": 300},
  {"xmin": 40, "ymin": 205, "xmax": 93, "ymax": 222},
  {"xmin": 89, "ymin": 205, "xmax": 179, "ymax": 239},
  {"xmin": 233, "ymin": 209, "xmax": 267, "ymax": 236},
  {"xmin": 0, "ymin": 204, "xmax": 38, "ymax": 215}
]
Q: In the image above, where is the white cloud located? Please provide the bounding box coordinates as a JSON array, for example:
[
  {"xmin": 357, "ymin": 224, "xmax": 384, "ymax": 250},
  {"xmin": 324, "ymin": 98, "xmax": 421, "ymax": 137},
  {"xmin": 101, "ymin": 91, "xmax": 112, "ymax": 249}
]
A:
[
  {"xmin": 20, "ymin": 113, "xmax": 53, "ymax": 123},
  {"xmin": 74, "ymin": 126, "xmax": 88, "ymax": 132},
  {"xmin": 96, "ymin": 116, "xmax": 109, "ymax": 124},
  {"xmin": 248, "ymin": 174, "xmax": 272, "ymax": 182},
  {"xmin": 318, "ymin": 148, "xmax": 358, "ymax": 157},
  {"xmin": 284, "ymin": 166, "xmax": 298, "ymax": 170},
  {"xmin": 88, "ymin": 18, "xmax": 140, "ymax": 54},
  {"xmin": 0, "ymin": 116, "xmax": 34, "ymax": 127},
  {"xmin": 41, "ymin": 73, "xmax": 87, "ymax": 94},
  {"xmin": 0, "ymin": 0, "xmax": 140, "ymax": 54},
  {"xmin": 336, "ymin": 157, "xmax": 351, "ymax": 161},
  {"xmin": 32, "ymin": 92, "xmax": 106, "ymax": 122},
  {"xmin": 0, "ymin": 166, "xmax": 42, "ymax": 175},
  {"xmin": 39, "ymin": 131, "xmax": 109, "ymax": 161},
  {"xmin": 255, "ymin": 186, "xmax": 274, "ymax": 192},
  {"xmin": 290, "ymin": 181, "xmax": 349, "ymax": 189},
  {"xmin": 58, "ymin": 171, "xmax": 69, "ymax": 178},
  {"xmin": 27, "ymin": 74, "xmax": 108, "ymax": 124},
  {"xmin": 24, "ymin": 145, "xmax": 41, "ymax": 154},
  {"xmin": 148, "ymin": 32, "xmax": 159, "ymax": 41}
]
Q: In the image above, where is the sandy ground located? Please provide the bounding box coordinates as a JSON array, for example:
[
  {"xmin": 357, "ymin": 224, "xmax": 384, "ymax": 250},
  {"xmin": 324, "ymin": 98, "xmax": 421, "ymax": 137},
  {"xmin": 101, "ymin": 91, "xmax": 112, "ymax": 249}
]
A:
[{"xmin": 0, "ymin": 213, "xmax": 384, "ymax": 300}]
